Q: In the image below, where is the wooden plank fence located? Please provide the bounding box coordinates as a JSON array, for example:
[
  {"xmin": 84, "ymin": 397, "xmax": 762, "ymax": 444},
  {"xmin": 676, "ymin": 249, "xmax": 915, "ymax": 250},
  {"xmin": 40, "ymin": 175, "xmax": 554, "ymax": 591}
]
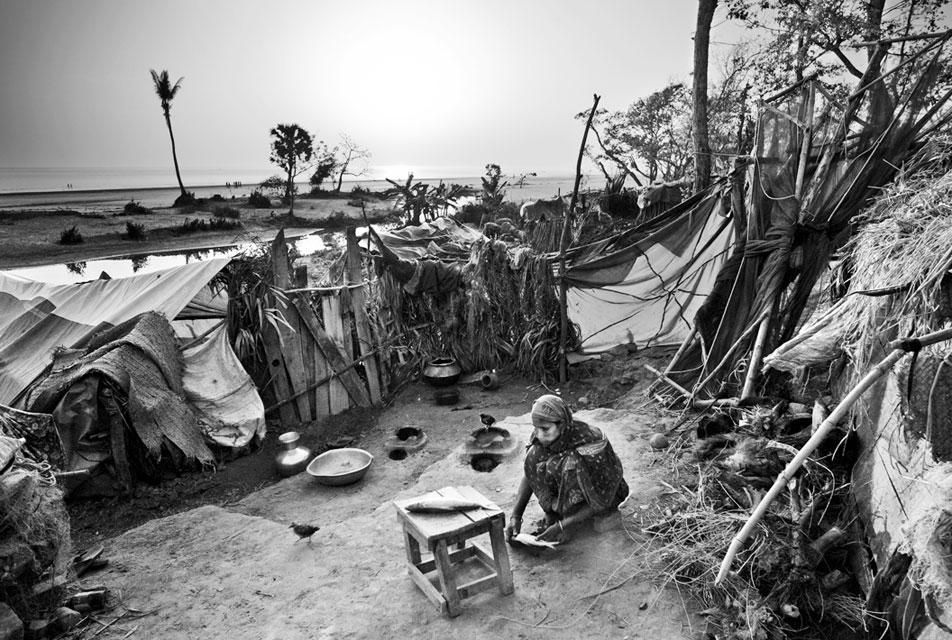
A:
[{"xmin": 263, "ymin": 229, "xmax": 386, "ymax": 422}]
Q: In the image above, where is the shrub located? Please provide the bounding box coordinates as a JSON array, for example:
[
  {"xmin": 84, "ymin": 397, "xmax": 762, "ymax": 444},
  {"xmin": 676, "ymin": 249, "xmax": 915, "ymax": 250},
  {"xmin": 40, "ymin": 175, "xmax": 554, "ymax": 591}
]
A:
[
  {"xmin": 123, "ymin": 199, "xmax": 150, "ymax": 215},
  {"xmin": 259, "ymin": 176, "xmax": 286, "ymax": 199},
  {"xmin": 175, "ymin": 218, "xmax": 242, "ymax": 235},
  {"xmin": 248, "ymin": 190, "xmax": 271, "ymax": 208},
  {"xmin": 213, "ymin": 205, "xmax": 241, "ymax": 219},
  {"xmin": 125, "ymin": 221, "xmax": 147, "ymax": 241},
  {"xmin": 58, "ymin": 226, "xmax": 83, "ymax": 244}
]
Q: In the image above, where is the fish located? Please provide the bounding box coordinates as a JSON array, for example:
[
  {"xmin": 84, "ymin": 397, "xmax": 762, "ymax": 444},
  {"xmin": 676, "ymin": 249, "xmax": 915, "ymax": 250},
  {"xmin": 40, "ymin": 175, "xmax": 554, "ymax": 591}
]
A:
[
  {"xmin": 404, "ymin": 497, "xmax": 491, "ymax": 513},
  {"xmin": 511, "ymin": 533, "xmax": 559, "ymax": 550}
]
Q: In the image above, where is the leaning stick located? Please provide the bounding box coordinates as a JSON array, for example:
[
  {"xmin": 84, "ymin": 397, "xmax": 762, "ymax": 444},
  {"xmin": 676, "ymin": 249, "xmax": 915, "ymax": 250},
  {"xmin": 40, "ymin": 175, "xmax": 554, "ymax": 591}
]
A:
[
  {"xmin": 741, "ymin": 310, "xmax": 772, "ymax": 399},
  {"xmin": 715, "ymin": 326, "xmax": 952, "ymax": 585}
]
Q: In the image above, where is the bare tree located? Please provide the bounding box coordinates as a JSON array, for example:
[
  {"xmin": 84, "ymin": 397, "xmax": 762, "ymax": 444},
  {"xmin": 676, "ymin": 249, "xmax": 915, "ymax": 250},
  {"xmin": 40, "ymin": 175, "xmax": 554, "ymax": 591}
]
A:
[{"xmin": 334, "ymin": 135, "xmax": 372, "ymax": 192}]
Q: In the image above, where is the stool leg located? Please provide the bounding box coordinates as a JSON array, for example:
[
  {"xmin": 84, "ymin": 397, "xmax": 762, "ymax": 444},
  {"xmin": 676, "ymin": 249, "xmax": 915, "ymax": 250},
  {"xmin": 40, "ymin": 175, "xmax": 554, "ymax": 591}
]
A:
[
  {"xmin": 403, "ymin": 528, "xmax": 422, "ymax": 566},
  {"xmin": 433, "ymin": 540, "xmax": 462, "ymax": 617},
  {"xmin": 489, "ymin": 517, "xmax": 515, "ymax": 595}
]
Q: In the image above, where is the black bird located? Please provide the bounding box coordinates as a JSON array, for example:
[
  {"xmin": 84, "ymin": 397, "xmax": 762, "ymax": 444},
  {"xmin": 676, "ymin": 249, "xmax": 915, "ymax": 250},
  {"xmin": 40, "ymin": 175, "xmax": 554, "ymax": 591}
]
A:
[
  {"xmin": 479, "ymin": 413, "xmax": 496, "ymax": 428},
  {"xmin": 290, "ymin": 522, "xmax": 320, "ymax": 544}
]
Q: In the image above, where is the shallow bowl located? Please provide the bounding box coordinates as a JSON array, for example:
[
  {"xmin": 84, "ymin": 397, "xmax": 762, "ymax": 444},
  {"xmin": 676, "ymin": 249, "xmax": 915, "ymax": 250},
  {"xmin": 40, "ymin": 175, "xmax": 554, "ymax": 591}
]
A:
[
  {"xmin": 433, "ymin": 387, "xmax": 460, "ymax": 405},
  {"xmin": 306, "ymin": 448, "xmax": 374, "ymax": 486}
]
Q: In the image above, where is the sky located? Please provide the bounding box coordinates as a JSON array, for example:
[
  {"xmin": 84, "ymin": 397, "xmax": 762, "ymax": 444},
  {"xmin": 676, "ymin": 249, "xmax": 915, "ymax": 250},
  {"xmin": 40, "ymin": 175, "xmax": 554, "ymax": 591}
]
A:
[{"xmin": 0, "ymin": 0, "xmax": 745, "ymax": 180}]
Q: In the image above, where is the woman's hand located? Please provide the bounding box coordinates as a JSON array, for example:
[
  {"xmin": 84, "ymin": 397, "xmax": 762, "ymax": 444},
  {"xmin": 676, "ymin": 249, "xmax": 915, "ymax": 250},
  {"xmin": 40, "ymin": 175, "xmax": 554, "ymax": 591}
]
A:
[
  {"xmin": 536, "ymin": 519, "xmax": 566, "ymax": 543},
  {"xmin": 505, "ymin": 515, "xmax": 523, "ymax": 542}
]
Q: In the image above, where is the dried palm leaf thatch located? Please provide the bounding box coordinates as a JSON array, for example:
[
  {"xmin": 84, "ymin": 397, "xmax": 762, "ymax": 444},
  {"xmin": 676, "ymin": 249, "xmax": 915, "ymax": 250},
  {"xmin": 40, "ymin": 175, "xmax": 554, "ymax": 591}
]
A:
[
  {"xmin": 375, "ymin": 240, "xmax": 576, "ymax": 381},
  {"xmin": 639, "ymin": 439, "xmax": 863, "ymax": 639}
]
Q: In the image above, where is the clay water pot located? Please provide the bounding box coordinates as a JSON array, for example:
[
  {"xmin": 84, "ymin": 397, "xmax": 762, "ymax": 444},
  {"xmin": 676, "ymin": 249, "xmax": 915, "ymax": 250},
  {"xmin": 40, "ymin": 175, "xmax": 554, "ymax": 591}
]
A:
[{"xmin": 422, "ymin": 357, "xmax": 462, "ymax": 387}]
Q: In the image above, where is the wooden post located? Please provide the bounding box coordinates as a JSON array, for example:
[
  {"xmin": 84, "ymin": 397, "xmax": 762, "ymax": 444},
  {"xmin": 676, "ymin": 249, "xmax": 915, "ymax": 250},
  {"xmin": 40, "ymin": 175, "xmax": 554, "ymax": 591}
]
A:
[
  {"xmin": 559, "ymin": 93, "xmax": 600, "ymax": 384},
  {"xmin": 346, "ymin": 227, "xmax": 383, "ymax": 403},
  {"xmin": 262, "ymin": 229, "xmax": 297, "ymax": 425}
]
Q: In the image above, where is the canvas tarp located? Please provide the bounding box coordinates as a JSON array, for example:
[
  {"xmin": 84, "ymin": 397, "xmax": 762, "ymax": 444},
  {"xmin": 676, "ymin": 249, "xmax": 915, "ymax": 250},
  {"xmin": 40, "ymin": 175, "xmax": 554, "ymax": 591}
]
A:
[
  {"xmin": 0, "ymin": 258, "xmax": 231, "ymax": 406},
  {"xmin": 565, "ymin": 191, "xmax": 735, "ymax": 352},
  {"xmin": 182, "ymin": 323, "xmax": 266, "ymax": 449}
]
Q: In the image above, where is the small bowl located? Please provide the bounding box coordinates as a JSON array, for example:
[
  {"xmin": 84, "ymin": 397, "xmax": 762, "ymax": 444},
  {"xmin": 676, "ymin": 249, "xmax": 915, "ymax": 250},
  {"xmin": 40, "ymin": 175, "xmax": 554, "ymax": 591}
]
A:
[
  {"xmin": 306, "ymin": 448, "xmax": 374, "ymax": 486},
  {"xmin": 433, "ymin": 387, "xmax": 460, "ymax": 405}
]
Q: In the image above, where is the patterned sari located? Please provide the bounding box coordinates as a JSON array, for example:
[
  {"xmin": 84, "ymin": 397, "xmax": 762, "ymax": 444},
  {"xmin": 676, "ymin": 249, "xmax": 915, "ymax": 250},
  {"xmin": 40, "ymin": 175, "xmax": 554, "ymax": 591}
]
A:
[{"xmin": 524, "ymin": 395, "xmax": 628, "ymax": 518}]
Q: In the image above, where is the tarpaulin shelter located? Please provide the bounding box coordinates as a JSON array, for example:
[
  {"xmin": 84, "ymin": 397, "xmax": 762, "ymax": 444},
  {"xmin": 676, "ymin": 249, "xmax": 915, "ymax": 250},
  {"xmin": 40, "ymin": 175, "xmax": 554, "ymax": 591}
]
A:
[
  {"xmin": 564, "ymin": 186, "xmax": 735, "ymax": 353},
  {"xmin": 0, "ymin": 258, "xmax": 230, "ymax": 405},
  {"xmin": 0, "ymin": 258, "xmax": 266, "ymax": 495}
]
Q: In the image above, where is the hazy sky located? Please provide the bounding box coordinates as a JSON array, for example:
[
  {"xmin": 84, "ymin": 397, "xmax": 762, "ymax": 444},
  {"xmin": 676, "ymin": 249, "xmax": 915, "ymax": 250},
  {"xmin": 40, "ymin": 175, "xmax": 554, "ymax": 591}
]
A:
[{"xmin": 0, "ymin": 0, "xmax": 744, "ymax": 178}]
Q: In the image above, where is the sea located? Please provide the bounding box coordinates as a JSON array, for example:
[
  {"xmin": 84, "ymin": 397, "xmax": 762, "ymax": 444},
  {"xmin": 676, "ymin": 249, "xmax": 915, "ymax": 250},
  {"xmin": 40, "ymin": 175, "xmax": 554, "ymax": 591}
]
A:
[{"xmin": 0, "ymin": 165, "xmax": 597, "ymax": 202}]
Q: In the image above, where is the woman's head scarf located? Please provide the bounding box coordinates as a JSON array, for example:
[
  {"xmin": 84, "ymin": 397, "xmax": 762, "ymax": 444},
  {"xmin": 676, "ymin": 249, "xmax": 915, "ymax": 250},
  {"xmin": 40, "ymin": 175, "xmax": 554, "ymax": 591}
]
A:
[{"xmin": 531, "ymin": 394, "xmax": 572, "ymax": 426}]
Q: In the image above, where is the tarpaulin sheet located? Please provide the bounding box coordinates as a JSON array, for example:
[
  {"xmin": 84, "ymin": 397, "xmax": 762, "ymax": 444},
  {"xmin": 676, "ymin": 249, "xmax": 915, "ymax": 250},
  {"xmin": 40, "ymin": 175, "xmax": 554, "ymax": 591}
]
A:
[
  {"xmin": 371, "ymin": 218, "xmax": 483, "ymax": 260},
  {"xmin": 182, "ymin": 323, "xmax": 266, "ymax": 449},
  {"xmin": 0, "ymin": 258, "xmax": 230, "ymax": 406},
  {"xmin": 566, "ymin": 194, "xmax": 734, "ymax": 352}
]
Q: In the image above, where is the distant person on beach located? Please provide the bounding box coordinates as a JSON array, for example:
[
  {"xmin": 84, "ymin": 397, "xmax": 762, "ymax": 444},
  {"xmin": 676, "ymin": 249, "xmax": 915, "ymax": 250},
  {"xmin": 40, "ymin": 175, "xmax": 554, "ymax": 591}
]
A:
[{"xmin": 505, "ymin": 394, "xmax": 629, "ymax": 544}]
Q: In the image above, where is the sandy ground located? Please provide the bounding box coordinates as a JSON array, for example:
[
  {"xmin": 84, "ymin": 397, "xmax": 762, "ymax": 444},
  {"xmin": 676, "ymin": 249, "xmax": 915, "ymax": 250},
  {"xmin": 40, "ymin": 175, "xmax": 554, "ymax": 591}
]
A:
[{"xmin": 86, "ymin": 377, "xmax": 699, "ymax": 640}]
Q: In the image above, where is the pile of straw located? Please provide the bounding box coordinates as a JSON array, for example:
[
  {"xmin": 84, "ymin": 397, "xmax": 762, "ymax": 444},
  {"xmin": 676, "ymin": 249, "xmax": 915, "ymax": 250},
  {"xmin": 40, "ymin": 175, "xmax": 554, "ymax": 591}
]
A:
[
  {"xmin": 0, "ymin": 469, "xmax": 71, "ymax": 619},
  {"xmin": 639, "ymin": 411, "xmax": 864, "ymax": 639}
]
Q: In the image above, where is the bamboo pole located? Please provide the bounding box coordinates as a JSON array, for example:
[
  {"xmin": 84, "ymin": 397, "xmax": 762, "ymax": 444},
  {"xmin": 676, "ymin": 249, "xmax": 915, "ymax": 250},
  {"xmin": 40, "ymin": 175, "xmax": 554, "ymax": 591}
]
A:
[
  {"xmin": 692, "ymin": 308, "xmax": 770, "ymax": 400},
  {"xmin": 663, "ymin": 325, "xmax": 699, "ymax": 377},
  {"xmin": 715, "ymin": 326, "xmax": 952, "ymax": 585},
  {"xmin": 741, "ymin": 82, "xmax": 814, "ymax": 400},
  {"xmin": 559, "ymin": 93, "xmax": 600, "ymax": 384}
]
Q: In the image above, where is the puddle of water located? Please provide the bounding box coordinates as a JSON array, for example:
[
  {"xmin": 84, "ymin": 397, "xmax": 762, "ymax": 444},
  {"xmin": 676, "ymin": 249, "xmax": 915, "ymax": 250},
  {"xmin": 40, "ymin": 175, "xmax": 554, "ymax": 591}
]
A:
[{"xmin": 3, "ymin": 232, "xmax": 340, "ymax": 285}]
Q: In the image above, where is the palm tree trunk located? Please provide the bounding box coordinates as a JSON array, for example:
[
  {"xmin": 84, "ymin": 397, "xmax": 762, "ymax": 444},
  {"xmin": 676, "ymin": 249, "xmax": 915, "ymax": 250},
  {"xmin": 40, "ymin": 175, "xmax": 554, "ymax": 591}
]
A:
[{"xmin": 164, "ymin": 114, "xmax": 187, "ymax": 198}]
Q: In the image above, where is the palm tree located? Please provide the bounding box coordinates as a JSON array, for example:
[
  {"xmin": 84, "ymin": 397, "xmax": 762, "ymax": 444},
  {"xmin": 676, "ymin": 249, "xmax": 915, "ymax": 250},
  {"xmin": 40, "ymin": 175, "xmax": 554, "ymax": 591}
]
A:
[{"xmin": 149, "ymin": 69, "xmax": 190, "ymax": 203}]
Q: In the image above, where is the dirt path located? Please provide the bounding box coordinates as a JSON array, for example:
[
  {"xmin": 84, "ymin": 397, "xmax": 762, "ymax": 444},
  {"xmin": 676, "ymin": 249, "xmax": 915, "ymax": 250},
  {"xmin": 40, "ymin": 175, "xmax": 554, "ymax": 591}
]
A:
[{"xmin": 82, "ymin": 372, "xmax": 700, "ymax": 639}]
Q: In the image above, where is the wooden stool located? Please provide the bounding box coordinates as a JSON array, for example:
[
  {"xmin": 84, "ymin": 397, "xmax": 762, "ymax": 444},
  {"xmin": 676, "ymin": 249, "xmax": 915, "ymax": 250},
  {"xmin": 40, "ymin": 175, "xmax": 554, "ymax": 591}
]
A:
[{"xmin": 394, "ymin": 486, "xmax": 514, "ymax": 617}]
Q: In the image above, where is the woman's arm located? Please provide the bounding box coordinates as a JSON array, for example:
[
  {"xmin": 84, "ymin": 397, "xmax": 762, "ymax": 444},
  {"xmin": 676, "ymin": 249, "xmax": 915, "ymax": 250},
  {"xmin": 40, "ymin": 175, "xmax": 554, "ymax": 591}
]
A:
[{"xmin": 505, "ymin": 476, "xmax": 532, "ymax": 541}]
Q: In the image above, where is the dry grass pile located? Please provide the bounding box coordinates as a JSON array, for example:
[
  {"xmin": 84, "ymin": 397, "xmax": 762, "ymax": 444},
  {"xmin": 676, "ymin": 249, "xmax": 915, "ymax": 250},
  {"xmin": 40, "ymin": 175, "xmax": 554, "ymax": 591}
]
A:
[
  {"xmin": 0, "ymin": 468, "xmax": 71, "ymax": 620},
  {"xmin": 638, "ymin": 406, "xmax": 866, "ymax": 639},
  {"xmin": 377, "ymin": 238, "xmax": 576, "ymax": 381}
]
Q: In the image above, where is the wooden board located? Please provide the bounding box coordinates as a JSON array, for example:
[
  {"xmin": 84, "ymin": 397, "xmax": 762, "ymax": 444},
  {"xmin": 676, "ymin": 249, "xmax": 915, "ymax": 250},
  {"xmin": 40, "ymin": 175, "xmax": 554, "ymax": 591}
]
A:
[
  {"xmin": 321, "ymin": 293, "xmax": 350, "ymax": 414},
  {"xmin": 346, "ymin": 228, "xmax": 383, "ymax": 403},
  {"xmin": 292, "ymin": 297, "xmax": 372, "ymax": 409},
  {"xmin": 310, "ymin": 299, "xmax": 331, "ymax": 418},
  {"xmin": 260, "ymin": 322, "xmax": 297, "ymax": 425}
]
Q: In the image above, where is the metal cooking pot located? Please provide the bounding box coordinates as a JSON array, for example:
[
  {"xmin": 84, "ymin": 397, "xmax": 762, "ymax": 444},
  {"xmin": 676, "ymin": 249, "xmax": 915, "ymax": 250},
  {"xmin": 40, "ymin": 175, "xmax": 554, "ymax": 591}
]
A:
[{"xmin": 422, "ymin": 357, "xmax": 462, "ymax": 387}]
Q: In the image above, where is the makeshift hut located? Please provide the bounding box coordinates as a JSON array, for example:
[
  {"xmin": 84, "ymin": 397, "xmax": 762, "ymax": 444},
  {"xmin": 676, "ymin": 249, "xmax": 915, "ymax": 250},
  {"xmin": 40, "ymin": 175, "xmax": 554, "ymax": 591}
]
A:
[
  {"xmin": 762, "ymin": 140, "xmax": 952, "ymax": 635},
  {"xmin": 0, "ymin": 258, "xmax": 266, "ymax": 497},
  {"xmin": 656, "ymin": 33, "xmax": 952, "ymax": 405},
  {"xmin": 631, "ymin": 31, "xmax": 952, "ymax": 640}
]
